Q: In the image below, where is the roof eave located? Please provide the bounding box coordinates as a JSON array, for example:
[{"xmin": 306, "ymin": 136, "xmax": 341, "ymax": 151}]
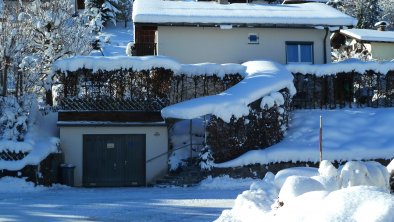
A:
[{"xmin": 134, "ymin": 22, "xmax": 354, "ymax": 29}]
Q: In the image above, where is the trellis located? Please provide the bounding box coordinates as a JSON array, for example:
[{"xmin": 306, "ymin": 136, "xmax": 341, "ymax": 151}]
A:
[
  {"xmin": 55, "ymin": 68, "xmax": 243, "ymax": 110},
  {"xmin": 292, "ymin": 70, "xmax": 394, "ymax": 109},
  {"xmin": 0, "ymin": 150, "xmax": 29, "ymax": 161}
]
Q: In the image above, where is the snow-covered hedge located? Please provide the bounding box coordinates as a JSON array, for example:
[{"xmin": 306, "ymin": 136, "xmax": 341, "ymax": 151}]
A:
[
  {"xmin": 287, "ymin": 59, "xmax": 394, "ymax": 76},
  {"xmin": 206, "ymin": 89, "xmax": 292, "ymax": 163},
  {"xmin": 52, "ymin": 56, "xmax": 245, "ymax": 108},
  {"xmin": 288, "ymin": 59, "xmax": 394, "ymax": 109}
]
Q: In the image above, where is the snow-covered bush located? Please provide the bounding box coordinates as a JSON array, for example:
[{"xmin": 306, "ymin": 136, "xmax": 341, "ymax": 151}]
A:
[
  {"xmin": 125, "ymin": 42, "xmax": 135, "ymax": 56},
  {"xmin": 199, "ymin": 146, "xmax": 215, "ymax": 171},
  {"xmin": 0, "ymin": 96, "xmax": 32, "ymax": 142}
]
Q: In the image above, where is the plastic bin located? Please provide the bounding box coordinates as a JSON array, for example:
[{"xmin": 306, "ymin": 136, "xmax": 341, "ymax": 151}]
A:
[{"xmin": 59, "ymin": 164, "xmax": 75, "ymax": 186}]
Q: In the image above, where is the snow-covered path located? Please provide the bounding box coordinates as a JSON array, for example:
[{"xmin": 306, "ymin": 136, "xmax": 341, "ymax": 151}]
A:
[{"xmin": 0, "ymin": 186, "xmax": 240, "ymax": 222}]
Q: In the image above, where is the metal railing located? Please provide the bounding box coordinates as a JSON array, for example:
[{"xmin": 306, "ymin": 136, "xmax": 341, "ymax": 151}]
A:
[{"xmin": 146, "ymin": 143, "xmax": 204, "ymax": 164}]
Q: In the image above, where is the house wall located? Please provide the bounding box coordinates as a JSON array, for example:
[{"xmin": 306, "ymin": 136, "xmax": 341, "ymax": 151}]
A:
[
  {"xmin": 156, "ymin": 26, "xmax": 331, "ymax": 64},
  {"xmin": 370, "ymin": 42, "xmax": 394, "ymax": 61},
  {"xmin": 59, "ymin": 125, "xmax": 168, "ymax": 186}
]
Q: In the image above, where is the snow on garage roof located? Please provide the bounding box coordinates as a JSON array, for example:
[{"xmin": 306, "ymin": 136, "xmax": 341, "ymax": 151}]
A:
[
  {"xmin": 133, "ymin": 0, "xmax": 357, "ymax": 27},
  {"xmin": 340, "ymin": 29, "xmax": 394, "ymax": 43}
]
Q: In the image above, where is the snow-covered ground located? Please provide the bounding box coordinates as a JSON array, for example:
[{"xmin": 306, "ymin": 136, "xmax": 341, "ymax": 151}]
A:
[
  {"xmin": 0, "ymin": 176, "xmax": 255, "ymax": 222},
  {"xmin": 90, "ymin": 22, "xmax": 134, "ymax": 57},
  {"xmin": 1, "ymin": 160, "xmax": 393, "ymax": 222}
]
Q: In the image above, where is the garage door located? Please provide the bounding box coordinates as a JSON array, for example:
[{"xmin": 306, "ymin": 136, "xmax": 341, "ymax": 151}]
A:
[{"xmin": 83, "ymin": 134, "xmax": 146, "ymax": 187}]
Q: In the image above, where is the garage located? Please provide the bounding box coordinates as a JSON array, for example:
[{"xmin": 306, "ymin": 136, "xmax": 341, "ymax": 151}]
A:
[
  {"xmin": 58, "ymin": 111, "xmax": 168, "ymax": 187},
  {"xmin": 83, "ymin": 134, "xmax": 146, "ymax": 187}
]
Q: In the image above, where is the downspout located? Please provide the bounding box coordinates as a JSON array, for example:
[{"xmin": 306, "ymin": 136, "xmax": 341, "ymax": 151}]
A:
[{"xmin": 323, "ymin": 27, "xmax": 329, "ymax": 64}]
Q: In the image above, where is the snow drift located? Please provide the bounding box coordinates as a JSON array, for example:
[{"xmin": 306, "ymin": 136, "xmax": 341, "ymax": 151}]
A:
[{"xmin": 216, "ymin": 160, "xmax": 394, "ymax": 222}]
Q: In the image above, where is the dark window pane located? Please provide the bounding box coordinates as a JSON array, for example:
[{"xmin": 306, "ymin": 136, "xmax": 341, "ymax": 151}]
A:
[
  {"xmin": 248, "ymin": 34, "xmax": 259, "ymax": 43},
  {"xmin": 287, "ymin": 44, "xmax": 299, "ymax": 63},
  {"xmin": 300, "ymin": 44, "xmax": 312, "ymax": 63}
]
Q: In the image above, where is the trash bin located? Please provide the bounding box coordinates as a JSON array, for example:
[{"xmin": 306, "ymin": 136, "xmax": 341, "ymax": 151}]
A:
[{"xmin": 59, "ymin": 163, "xmax": 75, "ymax": 186}]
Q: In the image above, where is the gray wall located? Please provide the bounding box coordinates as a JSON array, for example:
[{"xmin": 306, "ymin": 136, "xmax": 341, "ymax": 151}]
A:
[
  {"xmin": 59, "ymin": 125, "xmax": 168, "ymax": 186},
  {"xmin": 370, "ymin": 42, "xmax": 394, "ymax": 61},
  {"xmin": 157, "ymin": 26, "xmax": 331, "ymax": 64}
]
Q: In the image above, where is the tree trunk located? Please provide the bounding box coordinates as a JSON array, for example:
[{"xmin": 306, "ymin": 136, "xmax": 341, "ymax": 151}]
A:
[
  {"xmin": 2, "ymin": 56, "xmax": 10, "ymax": 96},
  {"xmin": 46, "ymin": 89, "xmax": 53, "ymax": 106}
]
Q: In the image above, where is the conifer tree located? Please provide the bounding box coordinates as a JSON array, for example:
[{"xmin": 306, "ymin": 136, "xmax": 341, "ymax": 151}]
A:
[{"xmin": 84, "ymin": 0, "xmax": 120, "ymax": 31}]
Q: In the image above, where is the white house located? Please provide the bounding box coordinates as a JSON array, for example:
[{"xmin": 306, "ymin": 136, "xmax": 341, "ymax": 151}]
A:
[
  {"xmin": 338, "ymin": 28, "xmax": 394, "ymax": 61},
  {"xmin": 132, "ymin": 0, "xmax": 357, "ymax": 64}
]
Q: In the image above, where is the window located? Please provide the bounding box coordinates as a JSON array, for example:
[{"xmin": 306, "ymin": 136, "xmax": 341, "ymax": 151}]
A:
[
  {"xmin": 248, "ymin": 33, "xmax": 259, "ymax": 44},
  {"xmin": 286, "ymin": 42, "xmax": 313, "ymax": 64}
]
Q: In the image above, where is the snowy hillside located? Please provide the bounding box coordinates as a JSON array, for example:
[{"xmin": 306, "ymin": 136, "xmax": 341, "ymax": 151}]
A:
[{"xmin": 216, "ymin": 108, "xmax": 394, "ymax": 168}]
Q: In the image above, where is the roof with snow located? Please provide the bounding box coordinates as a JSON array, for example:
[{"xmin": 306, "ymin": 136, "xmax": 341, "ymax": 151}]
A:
[
  {"xmin": 161, "ymin": 61, "xmax": 296, "ymax": 122},
  {"xmin": 133, "ymin": 0, "xmax": 357, "ymax": 27},
  {"xmin": 283, "ymin": 0, "xmax": 328, "ymax": 4},
  {"xmin": 340, "ymin": 29, "xmax": 394, "ymax": 43}
]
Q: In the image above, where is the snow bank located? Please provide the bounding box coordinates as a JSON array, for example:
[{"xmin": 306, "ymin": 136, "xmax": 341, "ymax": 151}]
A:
[
  {"xmin": 287, "ymin": 59, "xmax": 394, "ymax": 76},
  {"xmin": 199, "ymin": 175, "xmax": 261, "ymax": 190},
  {"xmin": 215, "ymin": 108, "xmax": 394, "ymax": 168},
  {"xmin": 162, "ymin": 61, "xmax": 296, "ymax": 122},
  {"xmin": 0, "ymin": 177, "xmax": 46, "ymax": 192},
  {"xmin": 217, "ymin": 161, "xmax": 394, "ymax": 222},
  {"xmin": 133, "ymin": 0, "xmax": 357, "ymax": 27},
  {"xmin": 52, "ymin": 56, "xmax": 182, "ymax": 73},
  {"xmin": 339, "ymin": 161, "xmax": 390, "ymax": 190},
  {"xmin": 216, "ymin": 173, "xmax": 278, "ymax": 222},
  {"xmin": 274, "ymin": 167, "xmax": 319, "ymax": 190},
  {"xmin": 274, "ymin": 186, "xmax": 394, "ymax": 222},
  {"xmin": 0, "ymin": 177, "xmax": 69, "ymax": 193}
]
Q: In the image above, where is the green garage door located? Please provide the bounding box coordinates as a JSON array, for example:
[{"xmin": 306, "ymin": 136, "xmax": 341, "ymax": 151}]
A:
[{"xmin": 83, "ymin": 134, "xmax": 146, "ymax": 187}]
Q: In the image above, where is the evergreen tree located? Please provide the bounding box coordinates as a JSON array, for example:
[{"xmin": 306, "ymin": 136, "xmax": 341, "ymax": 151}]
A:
[{"xmin": 84, "ymin": 0, "xmax": 120, "ymax": 32}]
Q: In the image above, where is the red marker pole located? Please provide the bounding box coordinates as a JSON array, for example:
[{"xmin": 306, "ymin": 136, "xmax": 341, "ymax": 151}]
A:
[{"xmin": 319, "ymin": 115, "xmax": 323, "ymax": 163}]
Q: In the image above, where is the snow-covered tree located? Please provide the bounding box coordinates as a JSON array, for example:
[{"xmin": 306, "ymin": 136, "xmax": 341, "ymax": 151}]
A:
[
  {"xmin": 379, "ymin": 0, "xmax": 394, "ymax": 30},
  {"xmin": 117, "ymin": 0, "xmax": 132, "ymax": 28},
  {"xmin": 328, "ymin": 0, "xmax": 381, "ymax": 29},
  {"xmin": 17, "ymin": 0, "xmax": 93, "ymax": 103},
  {"xmin": 84, "ymin": 0, "xmax": 120, "ymax": 32},
  {"xmin": 0, "ymin": 3, "xmax": 27, "ymax": 96},
  {"xmin": 1, "ymin": 0, "xmax": 92, "ymax": 101}
]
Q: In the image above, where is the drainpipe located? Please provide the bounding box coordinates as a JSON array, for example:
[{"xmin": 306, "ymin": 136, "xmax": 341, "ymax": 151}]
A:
[{"xmin": 323, "ymin": 27, "xmax": 329, "ymax": 64}]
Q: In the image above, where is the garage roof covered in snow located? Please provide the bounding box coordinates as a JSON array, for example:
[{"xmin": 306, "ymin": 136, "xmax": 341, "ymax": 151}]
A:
[
  {"xmin": 133, "ymin": 0, "xmax": 357, "ymax": 27},
  {"xmin": 340, "ymin": 29, "xmax": 394, "ymax": 43}
]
